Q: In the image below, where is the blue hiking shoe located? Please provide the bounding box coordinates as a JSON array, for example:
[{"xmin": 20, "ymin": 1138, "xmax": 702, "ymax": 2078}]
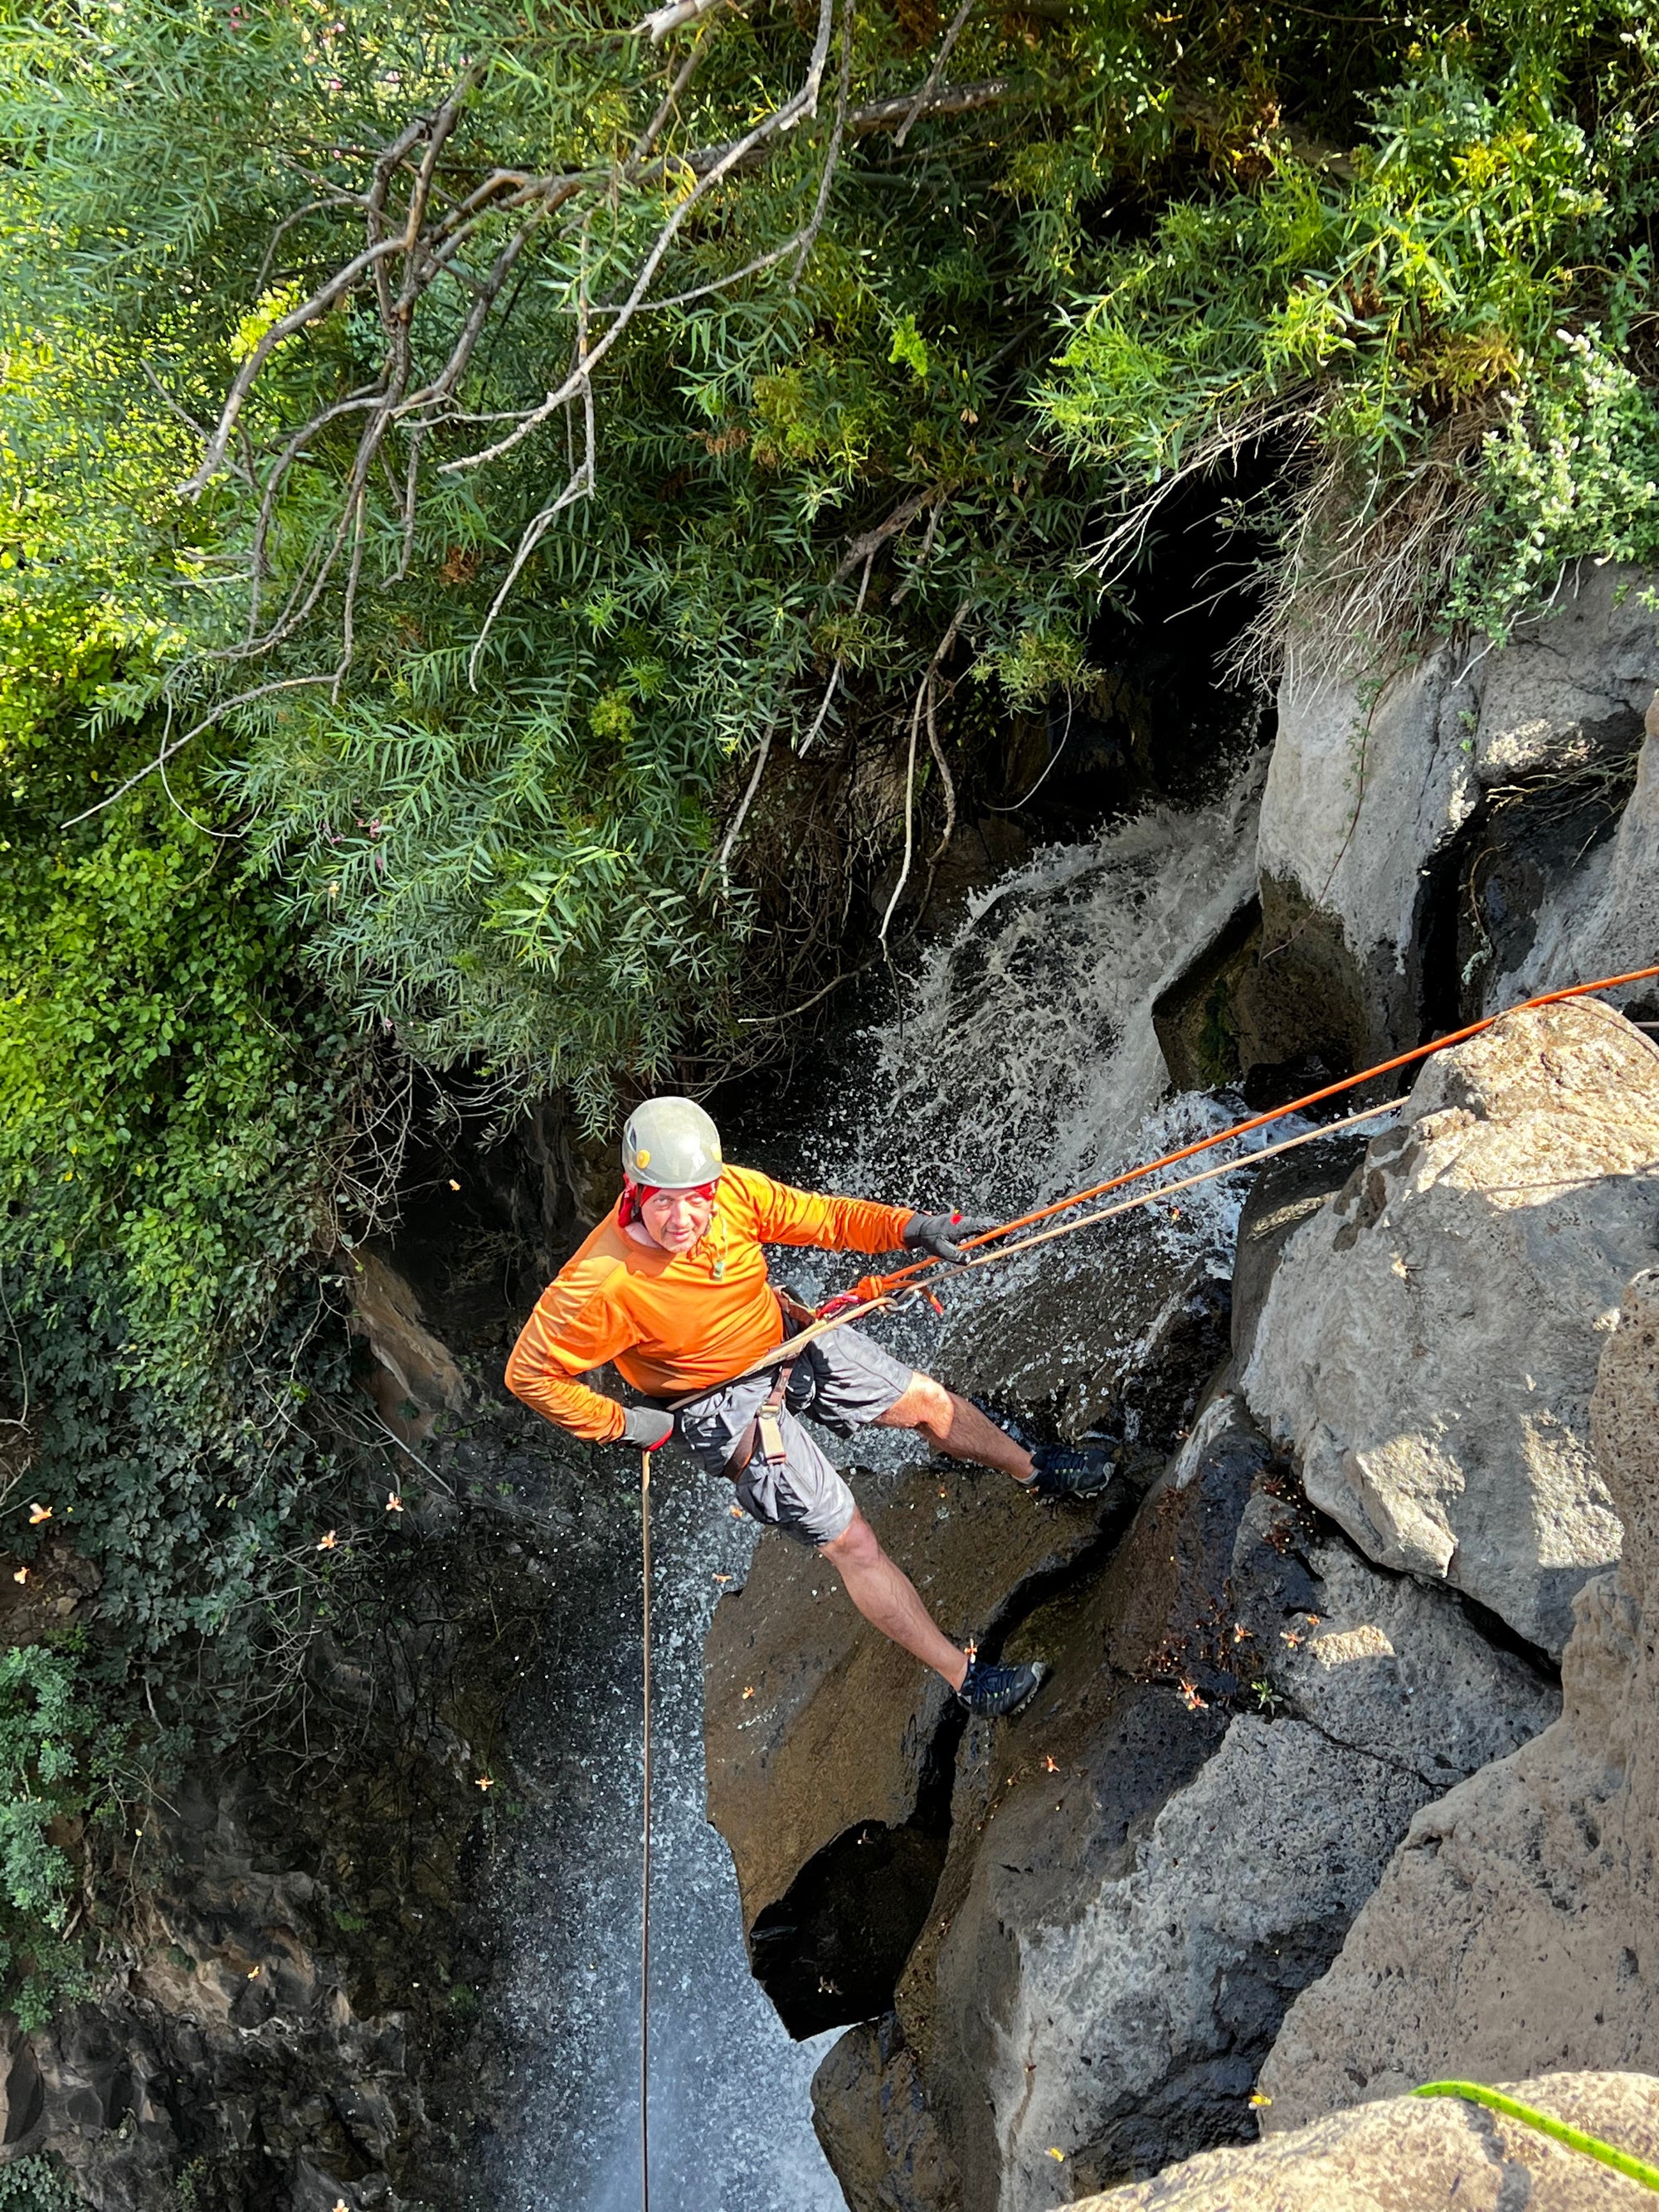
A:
[
  {"xmin": 1029, "ymin": 1438, "xmax": 1119, "ymax": 1501},
  {"xmin": 958, "ymin": 1656, "xmax": 1046, "ymax": 1719}
]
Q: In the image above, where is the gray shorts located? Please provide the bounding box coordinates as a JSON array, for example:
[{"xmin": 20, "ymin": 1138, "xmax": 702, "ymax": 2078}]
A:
[{"xmin": 665, "ymin": 1326, "xmax": 915, "ymax": 1548}]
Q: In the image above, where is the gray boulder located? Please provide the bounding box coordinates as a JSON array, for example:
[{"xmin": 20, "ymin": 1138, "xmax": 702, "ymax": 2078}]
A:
[
  {"xmin": 821, "ymin": 1402, "xmax": 1554, "ymax": 2212},
  {"xmin": 1258, "ymin": 1268, "xmax": 1659, "ymax": 2124},
  {"xmin": 1242, "ymin": 999, "xmax": 1659, "ymax": 1655},
  {"xmin": 1251, "ymin": 561, "xmax": 1659, "ymax": 1065},
  {"xmin": 1067, "ymin": 2071, "xmax": 1659, "ymax": 2211}
]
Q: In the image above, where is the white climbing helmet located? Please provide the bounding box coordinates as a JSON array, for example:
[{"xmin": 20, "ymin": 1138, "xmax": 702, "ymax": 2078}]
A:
[{"xmin": 620, "ymin": 1096, "xmax": 723, "ymax": 1189}]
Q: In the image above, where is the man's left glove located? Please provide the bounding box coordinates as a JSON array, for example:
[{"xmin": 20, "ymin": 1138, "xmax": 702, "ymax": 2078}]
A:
[
  {"xmin": 620, "ymin": 1404, "xmax": 675, "ymax": 1452},
  {"xmin": 902, "ymin": 1209, "xmax": 999, "ymax": 1265}
]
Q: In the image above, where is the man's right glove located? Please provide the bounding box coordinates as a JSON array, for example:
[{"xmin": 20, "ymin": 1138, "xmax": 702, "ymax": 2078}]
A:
[
  {"xmin": 902, "ymin": 1209, "xmax": 999, "ymax": 1265},
  {"xmin": 620, "ymin": 1404, "xmax": 675, "ymax": 1451}
]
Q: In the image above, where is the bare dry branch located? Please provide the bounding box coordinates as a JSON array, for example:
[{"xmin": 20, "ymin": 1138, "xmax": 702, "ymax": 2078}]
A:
[
  {"xmin": 441, "ymin": 0, "xmax": 835, "ymax": 476},
  {"xmin": 635, "ymin": 0, "xmax": 730, "ymax": 41},
  {"xmin": 895, "ymin": 0, "xmax": 976, "ymax": 147},
  {"xmin": 633, "ymin": 30, "xmax": 714, "ymax": 158},
  {"xmin": 878, "ymin": 600, "xmax": 969, "ymax": 946},
  {"xmin": 844, "ymin": 76, "xmax": 1013, "ymax": 134},
  {"xmin": 178, "ymin": 236, "xmax": 410, "ymax": 498},
  {"xmin": 798, "ymin": 551, "xmax": 873, "ymax": 757},
  {"xmin": 587, "ymin": 231, "xmax": 809, "ymax": 315},
  {"xmin": 704, "ymin": 714, "xmax": 780, "ymax": 887},
  {"xmin": 333, "ymin": 487, "xmax": 368, "ymax": 695},
  {"xmin": 834, "ymin": 488, "xmax": 932, "ymax": 581},
  {"xmin": 60, "ymin": 676, "xmax": 336, "ymax": 829},
  {"xmin": 794, "ymin": 0, "xmax": 854, "ymax": 281}
]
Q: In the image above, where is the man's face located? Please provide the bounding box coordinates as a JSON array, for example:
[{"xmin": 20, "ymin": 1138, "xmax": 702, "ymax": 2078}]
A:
[{"xmin": 636, "ymin": 1181, "xmax": 716, "ymax": 1253}]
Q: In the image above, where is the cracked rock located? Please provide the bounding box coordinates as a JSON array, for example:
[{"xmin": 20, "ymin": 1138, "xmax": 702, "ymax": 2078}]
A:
[{"xmin": 1243, "ymin": 999, "xmax": 1659, "ymax": 1654}]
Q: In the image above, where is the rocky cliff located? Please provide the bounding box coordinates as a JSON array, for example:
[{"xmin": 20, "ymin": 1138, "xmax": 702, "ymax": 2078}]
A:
[
  {"xmin": 1258, "ymin": 1264, "xmax": 1659, "ymax": 2121},
  {"xmin": 727, "ymin": 577, "xmax": 1659, "ymax": 2212}
]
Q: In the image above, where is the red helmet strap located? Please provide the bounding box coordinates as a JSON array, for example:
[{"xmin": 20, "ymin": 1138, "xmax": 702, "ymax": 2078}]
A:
[{"xmin": 619, "ymin": 1177, "xmax": 718, "ymax": 1228}]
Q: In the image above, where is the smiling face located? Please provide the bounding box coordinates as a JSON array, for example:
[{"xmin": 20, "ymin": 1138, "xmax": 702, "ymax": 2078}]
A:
[{"xmin": 634, "ymin": 1181, "xmax": 716, "ymax": 1253}]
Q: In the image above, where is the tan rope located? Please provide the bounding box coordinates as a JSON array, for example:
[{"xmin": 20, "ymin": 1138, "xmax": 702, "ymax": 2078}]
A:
[
  {"xmin": 639, "ymin": 1446, "xmax": 654, "ymax": 2212},
  {"xmin": 671, "ymin": 1093, "xmax": 1403, "ymax": 1409}
]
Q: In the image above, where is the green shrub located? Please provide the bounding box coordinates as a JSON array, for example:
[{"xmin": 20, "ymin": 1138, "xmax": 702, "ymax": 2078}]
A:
[{"xmin": 0, "ymin": 2157, "xmax": 80, "ymax": 2212}]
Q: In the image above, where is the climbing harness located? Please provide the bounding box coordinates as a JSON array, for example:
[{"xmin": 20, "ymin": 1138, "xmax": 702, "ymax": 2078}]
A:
[
  {"xmin": 1413, "ymin": 2081, "xmax": 1659, "ymax": 2190},
  {"xmin": 719, "ymin": 1289, "xmax": 816, "ymax": 1476},
  {"xmin": 639, "ymin": 1445, "xmax": 654, "ymax": 2212}
]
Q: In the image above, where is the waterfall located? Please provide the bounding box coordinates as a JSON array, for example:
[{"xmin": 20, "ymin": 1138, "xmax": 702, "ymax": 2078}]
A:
[{"xmin": 482, "ymin": 752, "xmax": 1267, "ymax": 2210}]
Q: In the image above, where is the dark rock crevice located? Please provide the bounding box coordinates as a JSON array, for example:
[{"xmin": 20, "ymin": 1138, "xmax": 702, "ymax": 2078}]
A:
[{"xmin": 1418, "ymin": 722, "xmax": 1644, "ymax": 1039}]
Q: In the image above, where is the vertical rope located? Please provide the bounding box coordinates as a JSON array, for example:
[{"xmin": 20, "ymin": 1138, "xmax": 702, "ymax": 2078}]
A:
[{"xmin": 639, "ymin": 1446, "xmax": 653, "ymax": 2212}]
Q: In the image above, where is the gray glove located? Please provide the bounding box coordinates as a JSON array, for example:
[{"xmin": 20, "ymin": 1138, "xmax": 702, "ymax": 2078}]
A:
[
  {"xmin": 902, "ymin": 1209, "xmax": 998, "ymax": 1265},
  {"xmin": 620, "ymin": 1404, "xmax": 675, "ymax": 1451}
]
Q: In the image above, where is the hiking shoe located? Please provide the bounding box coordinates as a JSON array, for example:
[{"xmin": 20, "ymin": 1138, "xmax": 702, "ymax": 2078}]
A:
[
  {"xmin": 1029, "ymin": 1439, "xmax": 1118, "ymax": 1501},
  {"xmin": 958, "ymin": 1657, "xmax": 1046, "ymax": 1719}
]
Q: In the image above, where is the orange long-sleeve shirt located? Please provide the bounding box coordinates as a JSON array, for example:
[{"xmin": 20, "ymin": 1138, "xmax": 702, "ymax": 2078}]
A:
[{"xmin": 504, "ymin": 1164, "xmax": 912, "ymax": 1442}]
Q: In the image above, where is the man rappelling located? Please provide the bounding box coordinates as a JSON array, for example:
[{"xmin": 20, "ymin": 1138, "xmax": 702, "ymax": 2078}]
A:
[{"xmin": 505, "ymin": 1096, "xmax": 1116, "ymax": 1718}]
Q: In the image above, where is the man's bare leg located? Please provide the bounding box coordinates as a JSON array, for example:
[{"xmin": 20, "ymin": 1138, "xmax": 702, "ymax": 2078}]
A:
[
  {"xmin": 820, "ymin": 1510, "xmax": 969, "ymax": 1691},
  {"xmin": 878, "ymin": 1373, "xmax": 1034, "ymax": 1482}
]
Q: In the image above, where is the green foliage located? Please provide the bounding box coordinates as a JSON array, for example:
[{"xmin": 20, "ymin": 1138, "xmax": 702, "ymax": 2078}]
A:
[
  {"xmin": 0, "ymin": 0, "xmax": 1653, "ymax": 2043},
  {"xmin": 0, "ymin": 1647, "xmax": 92, "ymax": 2032},
  {"xmin": 0, "ymin": 2156, "xmax": 79, "ymax": 2212},
  {"xmin": 1040, "ymin": 17, "xmax": 1659, "ymax": 653},
  {"xmin": 1448, "ymin": 331, "xmax": 1659, "ymax": 634},
  {"xmin": 0, "ymin": 304, "xmax": 377, "ymax": 2025}
]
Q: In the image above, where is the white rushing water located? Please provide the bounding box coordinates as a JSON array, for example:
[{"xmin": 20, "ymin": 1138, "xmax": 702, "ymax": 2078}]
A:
[{"xmin": 485, "ymin": 753, "xmax": 1269, "ymax": 2210}]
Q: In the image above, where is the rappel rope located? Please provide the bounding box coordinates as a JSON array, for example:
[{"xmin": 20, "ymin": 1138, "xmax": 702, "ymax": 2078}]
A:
[
  {"xmin": 638, "ymin": 960, "xmax": 1659, "ymax": 2189},
  {"xmin": 674, "ymin": 960, "xmax": 1659, "ymax": 1409},
  {"xmin": 639, "ymin": 1445, "xmax": 654, "ymax": 2212}
]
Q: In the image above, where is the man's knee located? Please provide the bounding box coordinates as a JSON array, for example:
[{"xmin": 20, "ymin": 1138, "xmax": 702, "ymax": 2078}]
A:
[
  {"xmin": 820, "ymin": 1507, "xmax": 879, "ymax": 1569},
  {"xmin": 879, "ymin": 1373, "xmax": 953, "ymax": 1432}
]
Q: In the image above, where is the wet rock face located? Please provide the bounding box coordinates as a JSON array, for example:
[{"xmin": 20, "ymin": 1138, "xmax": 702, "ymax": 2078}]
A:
[
  {"xmin": 0, "ymin": 1772, "xmax": 425, "ymax": 2212},
  {"xmin": 1068, "ymin": 2071, "xmax": 1659, "ymax": 2212},
  {"xmin": 1258, "ymin": 1267, "xmax": 1659, "ymax": 2123},
  {"xmin": 938, "ymin": 1218, "xmax": 1233, "ymax": 1454},
  {"xmin": 704, "ymin": 1204, "xmax": 1241, "ymax": 2043},
  {"xmin": 899, "ymin": 1407, "xmax": 1553, "ymax": 2212},
  {"xmin": 345, "ymin": 1246, "xmax": 469, "ymax": 1442},
  {"xmin": 704, "ymin": 1455, "xmax": 1137, "ymax": 2039},
  {"xmin": 805, "ymin": 1401, "xmax": 1556, "ymax": 2212},
  {"xmin": 811, "ymin": 2014, "xmax": 964, "ymax": 2212},
  {"xmin": 1243, "ymin": 999, "xmax": 1659, "ymax": 1655},
  {"xmin": 1228, "ymin": 1135, "xmax": 1369, "ymax": 1371}
]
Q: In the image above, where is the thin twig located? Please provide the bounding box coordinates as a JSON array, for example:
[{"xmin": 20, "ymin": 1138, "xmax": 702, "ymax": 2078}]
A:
[
  {"xmin": 467, "ymin": 228, "xmax": 598, "ymax": 684},
  {"xmin": 794, "ymin": 0, "xmax": 855, "ymax": 281},
  {"xmin": 633, "ymin": 32, "xmax": 713, "ymax": 158},
  {"xmin": 881, "ymin": 601, "xmax": 969, "ymax": 943},
  {"xmin": 60, "ymin": 677, "xmax": 335, "ymax": 829},
  {"xmin": 703, "ymin": 716, "xmax": 780, "ymax": 888},
  {"xmin": 834, "ymin": 489, "xmax": 932, "ymax": 581},
  {"xmin": 798, "ymin": 552, "xmax": 873, "ymax": 757},
  {"xmin": 895, "ymin": 0, "xmax": 976, "ymax": 147},
  {"xmin": 880, "ymin": 682, "xmax": 926, "ymax": 951}
]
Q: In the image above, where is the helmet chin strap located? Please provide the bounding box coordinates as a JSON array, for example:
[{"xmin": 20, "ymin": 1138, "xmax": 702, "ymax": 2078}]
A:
[{"xmin": 620, "ymin": 1176, "xmax": 718, "ymax": 1231}]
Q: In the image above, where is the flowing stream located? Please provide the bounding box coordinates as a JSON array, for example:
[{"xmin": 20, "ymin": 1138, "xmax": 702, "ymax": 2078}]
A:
[{"xmin": 482, "ymin": 756, "xmax": 1267, "ymax": 2210}]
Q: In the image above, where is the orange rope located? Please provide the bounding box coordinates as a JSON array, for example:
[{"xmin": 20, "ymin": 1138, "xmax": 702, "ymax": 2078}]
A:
[{"xmin": 850, "ymin": 960, "xmax": 1659, "ymax": 1305}]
